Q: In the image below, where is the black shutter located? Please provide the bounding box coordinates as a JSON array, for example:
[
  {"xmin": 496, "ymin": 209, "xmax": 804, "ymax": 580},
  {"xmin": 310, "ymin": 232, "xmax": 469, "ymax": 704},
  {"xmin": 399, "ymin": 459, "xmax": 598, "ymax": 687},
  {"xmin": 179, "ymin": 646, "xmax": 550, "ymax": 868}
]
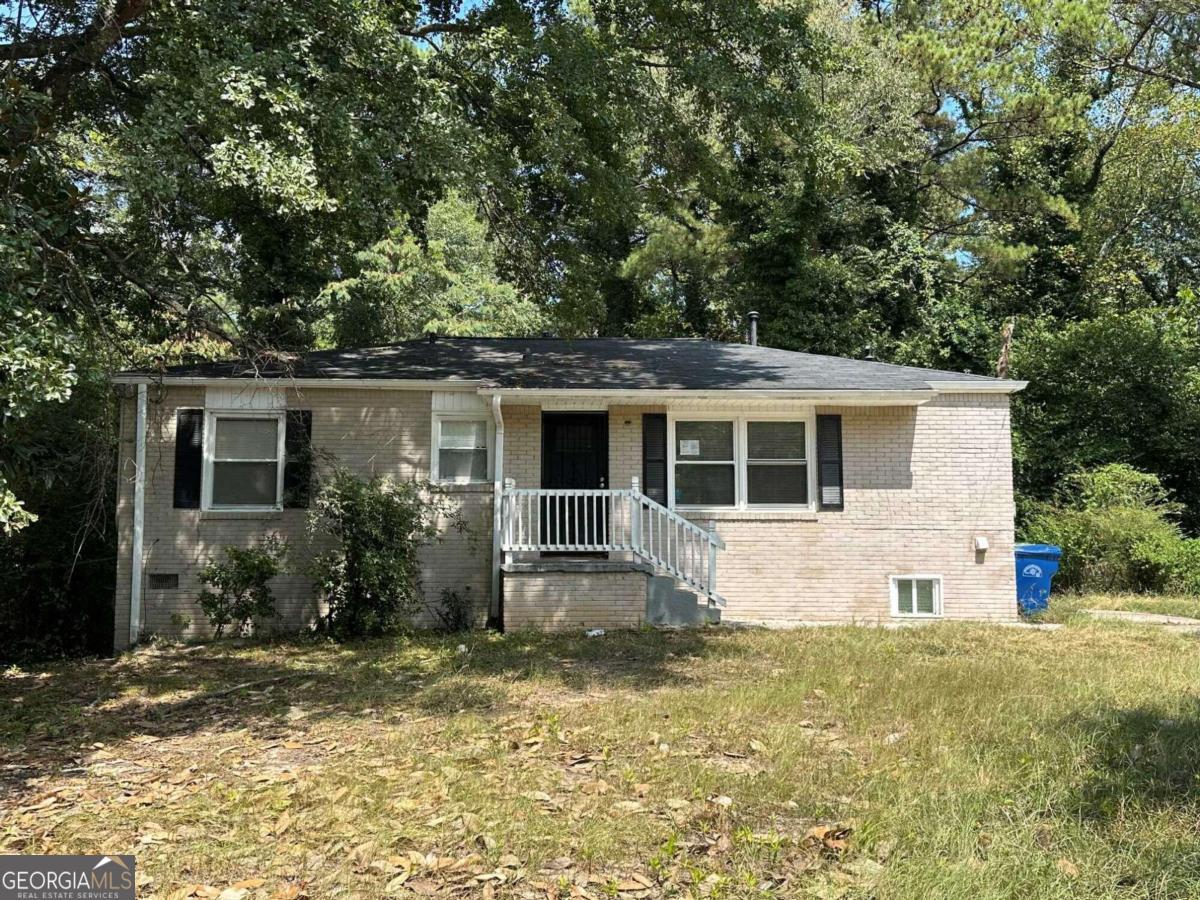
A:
[
  {"xmin": 817, "ymin": 414, "xmax": 844, "ymax": 511},
  {"xmin": 642, "ymin": 413, "xmax": 667, "ymax": 504},
  {"xmin": 283, "ymin": 410, "xmax": 313, "ymax": 508},
  {"xmin": 173, "ymin": 409, "xmax": 204, "ymax": 509}
]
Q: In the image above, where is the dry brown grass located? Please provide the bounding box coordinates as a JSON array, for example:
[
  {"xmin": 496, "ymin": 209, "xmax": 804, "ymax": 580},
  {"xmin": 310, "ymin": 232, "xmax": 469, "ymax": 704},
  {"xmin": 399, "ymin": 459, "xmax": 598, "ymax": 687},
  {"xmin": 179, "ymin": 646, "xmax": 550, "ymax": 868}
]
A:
[{"xmin": 3, "ymin": 621, "xmax": 1200, "ymax": 898}]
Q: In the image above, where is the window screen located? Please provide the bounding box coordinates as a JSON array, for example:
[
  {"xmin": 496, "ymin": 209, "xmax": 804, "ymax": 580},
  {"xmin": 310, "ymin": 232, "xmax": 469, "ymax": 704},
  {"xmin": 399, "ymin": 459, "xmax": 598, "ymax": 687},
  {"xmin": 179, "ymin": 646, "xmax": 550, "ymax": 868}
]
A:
[
  {"xmin": 746, "ymin": 421, "xmax": 807, "ymax": 505},
  {"xmin": 211, "ymin": 417, "xmax": 280, "ymax": 507},
  {"xmin": 675, "ymin": 421, "xmax": 735, "ymax": 506},
  {"xmin": 895, "ymin": 577, "xmax": 941, "ymax": 616},
  {"xmin": 438, "ymin": 419, "xmax": 488, "ymax": 482}
]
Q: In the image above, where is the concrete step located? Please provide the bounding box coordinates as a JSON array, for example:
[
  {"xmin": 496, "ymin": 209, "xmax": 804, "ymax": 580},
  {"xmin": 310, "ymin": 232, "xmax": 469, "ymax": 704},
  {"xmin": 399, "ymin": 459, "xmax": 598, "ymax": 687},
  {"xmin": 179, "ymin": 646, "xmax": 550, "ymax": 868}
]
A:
[{"xmin": 646, "ymin": 575, "xmax": 721, "ymax": 626}]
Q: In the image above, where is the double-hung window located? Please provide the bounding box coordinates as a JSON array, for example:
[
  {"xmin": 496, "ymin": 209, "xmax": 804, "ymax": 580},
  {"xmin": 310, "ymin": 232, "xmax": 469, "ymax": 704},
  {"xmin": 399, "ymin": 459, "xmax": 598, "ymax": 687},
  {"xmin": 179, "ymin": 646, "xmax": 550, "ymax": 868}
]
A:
[
  {"xmin": 672, "ymin": 416, "xmax": 812, "ymax": 509},
  {"xmin": 205, "ymin": 413, "xmax": 286, "ymax": 509},
  {"xmin": 746, "ymin": 421, "xmax": 808, "ymax": 505},
  {"xmin": 434, "ymin": 417, "xmax": 490, "ymax": 483},
  {"xmin": 674, "ymin": 421, "xmax": 736, "ymax": 506}
]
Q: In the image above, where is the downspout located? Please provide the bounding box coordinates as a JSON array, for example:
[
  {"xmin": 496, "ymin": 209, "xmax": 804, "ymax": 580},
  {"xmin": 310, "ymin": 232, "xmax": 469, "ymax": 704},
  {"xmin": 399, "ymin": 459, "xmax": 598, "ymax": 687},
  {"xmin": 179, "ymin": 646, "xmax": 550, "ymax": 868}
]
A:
[
  {"xmin": 129, "ymin": 383, "xmax": 147, "ymax": 647},
  {"xmin": 487, "ymin": 392, "xmax": 505, "ymax": 628}
]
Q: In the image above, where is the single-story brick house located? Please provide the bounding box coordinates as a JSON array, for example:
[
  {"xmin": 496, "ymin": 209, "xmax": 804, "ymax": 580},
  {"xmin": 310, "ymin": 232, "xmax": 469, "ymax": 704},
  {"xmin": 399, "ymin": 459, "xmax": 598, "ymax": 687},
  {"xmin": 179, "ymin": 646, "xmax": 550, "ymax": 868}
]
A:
[{"xmin": 110, "ymin": 334, "xmax": 1026, "ymax": 649}]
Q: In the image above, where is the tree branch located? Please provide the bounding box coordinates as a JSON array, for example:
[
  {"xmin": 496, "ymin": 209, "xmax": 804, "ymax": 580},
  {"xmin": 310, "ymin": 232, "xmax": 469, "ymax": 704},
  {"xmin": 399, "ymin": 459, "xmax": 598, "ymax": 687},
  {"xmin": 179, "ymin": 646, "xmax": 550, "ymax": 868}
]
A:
[
  {"xmin": 1, "ymin": 23, "xmax": 154, "ymax": 61},
  {"xmin": 95, "ymin": 243, "xmax": 240, "ymax": 346},
  {"xmin": 1108, "ymin": 58, "xmax": 1200, "ymax": 92},
  {"xmin": 1081, "ymin": 73, "xmax": 1146, "ymax": 198},
  {"xmin": 31, "ymin": 0, "xmax": 152, "ymax": 107},
  {"xmin": 399, "ymin": 21, "xmax": 480, "ymax": 40}
]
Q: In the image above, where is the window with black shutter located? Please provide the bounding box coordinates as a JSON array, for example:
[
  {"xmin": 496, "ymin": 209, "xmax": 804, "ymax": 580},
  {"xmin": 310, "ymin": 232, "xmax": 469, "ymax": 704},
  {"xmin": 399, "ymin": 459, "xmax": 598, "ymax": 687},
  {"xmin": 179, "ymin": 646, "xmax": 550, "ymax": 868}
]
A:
[
  {"xmin": 283, "ymin": 410, "xmax": 314, "ymax": 508},
  {"xmin": 173, "ymin": 409, "xmax": 204, "ymax": 509},
  {"xmin": 208, "ymin": 414, "xmax": 284, "ymax": 508},
  {"xmin": 641, "ymin": 414, "xmax": 667, "ymax": 504},
  {"xmin": 816, "ymin": 414, "xmax": 844, "ymax": 511}
]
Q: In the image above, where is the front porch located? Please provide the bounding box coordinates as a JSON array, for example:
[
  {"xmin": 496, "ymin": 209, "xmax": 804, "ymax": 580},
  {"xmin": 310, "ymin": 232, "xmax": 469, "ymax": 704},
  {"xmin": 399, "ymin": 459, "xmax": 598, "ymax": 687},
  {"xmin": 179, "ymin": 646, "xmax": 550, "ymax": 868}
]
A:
[
  {"xmin": 497, "ymin": 480, "xmax": 726, "ymax": 631},
  {"xmin": 489, "ymin": 404, "xmax": 728, "ymax": 631},
  {"xmin": 483, "ymin": 391, "xmax": 982, "ymax": 630}
]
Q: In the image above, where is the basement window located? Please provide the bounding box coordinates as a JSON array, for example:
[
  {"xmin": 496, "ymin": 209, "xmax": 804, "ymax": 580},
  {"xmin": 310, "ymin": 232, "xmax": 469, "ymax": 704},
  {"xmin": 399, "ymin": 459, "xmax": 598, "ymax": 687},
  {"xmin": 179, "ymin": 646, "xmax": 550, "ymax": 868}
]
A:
[{"xmin": 892, "ymin": 575, "xmax": 943, "ymax": 618}]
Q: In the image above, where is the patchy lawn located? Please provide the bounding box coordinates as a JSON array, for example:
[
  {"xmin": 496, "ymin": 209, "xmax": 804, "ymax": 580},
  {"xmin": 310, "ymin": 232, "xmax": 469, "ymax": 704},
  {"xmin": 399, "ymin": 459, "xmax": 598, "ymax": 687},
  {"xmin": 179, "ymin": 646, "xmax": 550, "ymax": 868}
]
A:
[
  {"xmin": 4, "ymin": 621, "xmax": 1200, "ymax": 899},
  {"xmin": 1045, "ymin": 591, "xmax": 1200, "ymax": 622}
]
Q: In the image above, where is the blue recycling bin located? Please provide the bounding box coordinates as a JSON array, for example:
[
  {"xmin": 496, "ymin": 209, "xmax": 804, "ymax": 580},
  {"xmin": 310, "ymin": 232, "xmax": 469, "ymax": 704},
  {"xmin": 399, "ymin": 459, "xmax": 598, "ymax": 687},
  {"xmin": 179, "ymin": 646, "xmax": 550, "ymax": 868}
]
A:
[{"xmin": 1015, "ymin": 543, "xmax": 1061, "ymax": 615}]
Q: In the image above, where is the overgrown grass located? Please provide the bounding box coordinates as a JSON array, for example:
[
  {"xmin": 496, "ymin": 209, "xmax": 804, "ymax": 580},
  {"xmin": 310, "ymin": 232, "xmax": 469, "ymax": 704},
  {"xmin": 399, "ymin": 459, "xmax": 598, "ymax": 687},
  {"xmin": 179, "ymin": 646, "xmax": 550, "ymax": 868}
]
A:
[
  {"xmin": 4, "ymin": 620, "xmax": 1200, "ymax": 898},
  {"xmin": 1046, "ymin": 591, "xmax": 1200, "ymax": 621}
]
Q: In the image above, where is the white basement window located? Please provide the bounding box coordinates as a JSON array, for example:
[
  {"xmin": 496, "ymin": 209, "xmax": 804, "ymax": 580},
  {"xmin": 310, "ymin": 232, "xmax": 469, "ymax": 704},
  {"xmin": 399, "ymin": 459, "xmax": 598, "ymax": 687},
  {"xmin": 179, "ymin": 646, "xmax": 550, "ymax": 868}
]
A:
[
  {"xmin": 674, "ymin": 420, "xmax": 736, "ymax": 506},
  {"xmin": 892, "ymin": 575, "xmax": 943, "ymax": 618},
  {"xmin": 205, "ymin": 412, "xmax": 285, "ymax": 509},
  {"xmin": 434, "ymin": 417, "xmax": 490, "ymax": 483}
]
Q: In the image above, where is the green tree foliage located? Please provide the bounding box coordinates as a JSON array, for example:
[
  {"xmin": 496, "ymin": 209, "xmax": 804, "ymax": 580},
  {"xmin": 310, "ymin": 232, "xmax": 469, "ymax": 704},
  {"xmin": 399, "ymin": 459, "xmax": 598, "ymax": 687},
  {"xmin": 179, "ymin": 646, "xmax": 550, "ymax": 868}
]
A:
[
  {"xmin": 1011, "ymin": 301, "xmax": 1200, "ymax": 524},
  {"xmin": 3, "ymin": 0, "xmax": 1200, "ymax": 653},
  {"xmin": 317, "ymin": 194, "xmax": 546, "ymax": 346},
  {"xmin": 0, "ymin": 372, "xmax": 118, "ymax": 663}
]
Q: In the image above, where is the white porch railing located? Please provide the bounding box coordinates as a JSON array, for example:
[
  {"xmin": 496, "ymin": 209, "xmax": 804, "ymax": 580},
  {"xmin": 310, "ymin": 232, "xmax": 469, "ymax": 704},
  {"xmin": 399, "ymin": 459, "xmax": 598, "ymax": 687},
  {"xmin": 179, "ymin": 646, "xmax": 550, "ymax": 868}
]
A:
[{"xmin": 500, "ymin": 477, "xmax": 726, "ymax": 607}]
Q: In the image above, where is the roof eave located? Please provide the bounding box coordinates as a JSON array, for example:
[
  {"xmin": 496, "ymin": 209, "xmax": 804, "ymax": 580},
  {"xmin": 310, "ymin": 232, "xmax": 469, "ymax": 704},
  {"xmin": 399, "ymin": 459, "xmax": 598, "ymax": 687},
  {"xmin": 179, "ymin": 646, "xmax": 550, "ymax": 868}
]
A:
[
  {"xmin": 485, "ymin": 387, "xmax": 938, "ymax": 406},
  {"xmin": 926, "ymin": 379, "xmax": 1027, "ymax": 394},
  {"xmin": 109, "ymin": 374, "xmax": 1026, "ymax": 398},
  {"xmin": 109, "ymin": 374, "xmax": 486, "ymax": 390}
]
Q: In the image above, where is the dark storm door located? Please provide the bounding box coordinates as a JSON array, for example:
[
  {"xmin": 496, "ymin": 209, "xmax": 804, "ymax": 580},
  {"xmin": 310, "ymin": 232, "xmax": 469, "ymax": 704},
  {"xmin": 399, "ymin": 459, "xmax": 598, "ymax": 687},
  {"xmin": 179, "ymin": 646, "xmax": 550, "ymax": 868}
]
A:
[{"xmin": 541, "ymin": 412, "xmax": 608, "ymax": 550}]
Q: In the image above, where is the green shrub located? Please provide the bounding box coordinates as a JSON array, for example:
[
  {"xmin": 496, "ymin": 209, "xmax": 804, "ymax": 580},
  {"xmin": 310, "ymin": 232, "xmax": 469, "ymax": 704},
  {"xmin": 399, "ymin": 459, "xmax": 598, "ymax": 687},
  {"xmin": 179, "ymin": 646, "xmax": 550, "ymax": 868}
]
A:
[
  {"xmin": 198, "ymin": 536, "xmax": 287, "ymax": 637},
  {"xmin": 1131, "ymin": 532, "xmax": 1200, "ymax": 596},
  {"xmin": 308, "ymin": 469, "xmax": 459, "ymax": 638},
  {"xmin": 433, "ymin": 587, "xmax": 476, "ymax": 632},
  {"xmin": 1022, "ymin": 464, "xmax": 1200, "ymax": 595}
]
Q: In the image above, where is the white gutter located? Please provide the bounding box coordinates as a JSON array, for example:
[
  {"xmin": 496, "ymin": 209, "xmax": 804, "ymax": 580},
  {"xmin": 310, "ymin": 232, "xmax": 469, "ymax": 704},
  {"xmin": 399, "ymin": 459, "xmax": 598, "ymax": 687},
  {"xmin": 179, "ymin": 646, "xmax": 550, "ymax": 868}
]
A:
[
  {"xmin": 483, "ymin": 388, "xmax": 941, "ymax": 406},
  {"xmin": 129, "ymin": 383, "xmax": 147, "ymax": 647},
  {"xmin": 112, "ymin": 377, "xmax": 1025, "ymax": 399},
  {"xmin": 110, "ymin": 375, "xmax": 482, "ymax": 391},
  {"xmin": 486, "ymin": 392, "xmax": 505, "ymax": 627},
  {"xmin": 926, "ymin": 380, "xmax": 1028, "ymax": 393}
]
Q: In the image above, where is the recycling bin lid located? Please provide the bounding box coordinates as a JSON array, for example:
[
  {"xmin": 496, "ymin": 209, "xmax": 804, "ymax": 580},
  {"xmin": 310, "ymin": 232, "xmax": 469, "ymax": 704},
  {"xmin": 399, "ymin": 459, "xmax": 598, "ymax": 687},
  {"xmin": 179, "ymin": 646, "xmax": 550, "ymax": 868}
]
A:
[{"xmin": 1015, "ymin": 543, "xmax": 1062, "ymax": 559}]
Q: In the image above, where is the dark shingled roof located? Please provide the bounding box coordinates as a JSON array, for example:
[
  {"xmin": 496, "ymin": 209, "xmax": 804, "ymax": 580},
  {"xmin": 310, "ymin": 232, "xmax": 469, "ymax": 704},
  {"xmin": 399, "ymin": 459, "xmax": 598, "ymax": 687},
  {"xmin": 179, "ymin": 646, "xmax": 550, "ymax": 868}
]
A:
[{"xmin": 124, "ymin": 338, "xmax": 1020, "ymax": 392}]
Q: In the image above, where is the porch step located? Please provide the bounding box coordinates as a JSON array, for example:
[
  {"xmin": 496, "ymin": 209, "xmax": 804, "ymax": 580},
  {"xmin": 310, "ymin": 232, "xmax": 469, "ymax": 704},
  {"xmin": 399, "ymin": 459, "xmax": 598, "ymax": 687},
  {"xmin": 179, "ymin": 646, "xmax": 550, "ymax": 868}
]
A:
[
  {"xmin": 500, "ymin": 564, "xmax": 721, "ymax": 630},
  {"xmin": 501, "ymin": 560, "xmax": 653, "ymax": 575},
  {"xmin": 646, "ymin": 575, "xmax": 722, "ymax": 627}
]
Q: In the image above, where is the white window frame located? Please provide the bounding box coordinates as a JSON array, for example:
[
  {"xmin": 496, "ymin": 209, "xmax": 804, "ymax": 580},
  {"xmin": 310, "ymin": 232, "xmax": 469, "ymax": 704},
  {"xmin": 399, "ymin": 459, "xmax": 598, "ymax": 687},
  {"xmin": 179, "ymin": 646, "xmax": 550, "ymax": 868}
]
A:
[
  {"xmin": 431, "ymin": 413, "xmax": 494, "ymax": 484},
  {"xmin": 670, "ymin": 416, "xmax": 738, "ymax": 509},
  {"xmin": 202, "ymin": 409, "xmax": 287, "ymax": 511},
  {"xmin": 890, "ymin": 574, "xmax": 944, "ymax": 619},
  {"xmin": 667, "ymin": 410, "xmax": 817, "ymax": 511}
]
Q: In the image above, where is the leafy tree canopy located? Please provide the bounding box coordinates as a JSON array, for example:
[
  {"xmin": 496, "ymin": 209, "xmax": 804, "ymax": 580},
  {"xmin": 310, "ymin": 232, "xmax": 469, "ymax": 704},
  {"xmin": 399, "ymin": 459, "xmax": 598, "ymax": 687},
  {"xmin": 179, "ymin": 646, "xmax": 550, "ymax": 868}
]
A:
[{"xmin": 2, "ymin": 0, "xmax": 1200, "ymax": 654}]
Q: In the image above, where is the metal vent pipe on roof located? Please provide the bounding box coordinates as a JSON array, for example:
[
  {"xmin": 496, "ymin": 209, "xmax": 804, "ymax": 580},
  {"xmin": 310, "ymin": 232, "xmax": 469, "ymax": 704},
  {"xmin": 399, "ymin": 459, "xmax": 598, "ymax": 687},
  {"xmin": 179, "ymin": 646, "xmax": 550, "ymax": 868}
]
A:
[{"xmin": 748, "ymin": 311, "xmax": 759, "ymax": 346}]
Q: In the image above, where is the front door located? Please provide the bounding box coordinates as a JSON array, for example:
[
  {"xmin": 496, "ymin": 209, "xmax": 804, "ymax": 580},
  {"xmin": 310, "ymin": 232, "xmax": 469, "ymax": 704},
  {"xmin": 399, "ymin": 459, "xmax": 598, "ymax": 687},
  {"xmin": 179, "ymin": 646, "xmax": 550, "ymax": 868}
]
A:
[{"xmin": 541, "ymin": 412, "xmax": 608, "ymax": 550}]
